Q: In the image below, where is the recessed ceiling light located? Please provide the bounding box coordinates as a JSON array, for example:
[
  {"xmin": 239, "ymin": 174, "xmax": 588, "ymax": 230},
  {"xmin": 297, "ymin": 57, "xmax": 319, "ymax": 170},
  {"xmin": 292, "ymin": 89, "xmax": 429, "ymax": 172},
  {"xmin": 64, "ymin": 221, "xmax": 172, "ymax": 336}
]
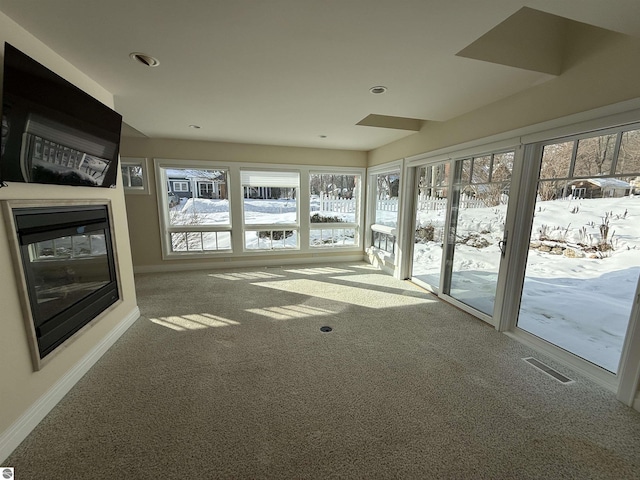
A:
[
  {"xmin": 369, "ymin": 85, "xmax": 387, "ymax": 94},
  {"xmin": 129, "ymin": 52, "xmax": 160, "ymax": 67},
  {"xmin": 189, "ymin": 124, "xmax": 201, "ymax": 129}
]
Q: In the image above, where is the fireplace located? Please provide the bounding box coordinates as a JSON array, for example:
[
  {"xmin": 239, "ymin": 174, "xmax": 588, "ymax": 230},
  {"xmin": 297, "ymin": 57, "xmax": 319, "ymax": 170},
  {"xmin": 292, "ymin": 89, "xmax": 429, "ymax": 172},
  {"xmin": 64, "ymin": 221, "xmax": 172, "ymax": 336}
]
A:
[{"xmin": 3, "ymin": 200, "xmax": 120, "ymax": 369}]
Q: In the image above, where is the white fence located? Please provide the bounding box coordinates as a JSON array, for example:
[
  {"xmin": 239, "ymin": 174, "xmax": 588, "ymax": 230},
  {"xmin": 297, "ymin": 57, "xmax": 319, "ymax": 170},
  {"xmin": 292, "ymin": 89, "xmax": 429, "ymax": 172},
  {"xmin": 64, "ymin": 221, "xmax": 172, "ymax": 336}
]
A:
[
  {"xmin": 377, "ymin": 193, "xmax": 487, "ymax": 213},
  {"xmin": 316, "ymin": 193, "xmax": 488, "ymax": 214},
  {"xmin": 318, "ymin": 193, "xmax": 356, "ymax": 213},
  {"xmin": 416, "ymin": 195, "xmax": 446, "ymax": 212},
  {"xmin": 376, "ymin": 198, "xmax": 398, "ymax": 212}
]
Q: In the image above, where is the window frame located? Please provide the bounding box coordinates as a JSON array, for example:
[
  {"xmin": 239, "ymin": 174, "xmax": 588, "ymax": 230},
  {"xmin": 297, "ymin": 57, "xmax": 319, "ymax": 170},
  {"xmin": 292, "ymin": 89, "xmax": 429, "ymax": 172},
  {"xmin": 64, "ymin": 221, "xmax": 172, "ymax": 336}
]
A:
[
  {"xmin": 309, "ymin": 170, "xmax": 362, "ymax": 249},
  {"xmin": 155, "ymin": 159, "xmax": 365, "ymax": 259},
  {"xmin": 120, "ymin": 157, "xmax": 149, "ymax": 194},
  {"xmin": 240, "ymin": 168, "xmax": 301, "ymax": 252},
  {"xmin": 155, "ymin": 159, "xmax": 233, "ymax": 258},
  {"xmin": 172, "ymin": 181, "xmax": 190, "ymax": 192},
  {"xmin": 366, "ymin": 160, "xmax": 403, "ymax": 259}
]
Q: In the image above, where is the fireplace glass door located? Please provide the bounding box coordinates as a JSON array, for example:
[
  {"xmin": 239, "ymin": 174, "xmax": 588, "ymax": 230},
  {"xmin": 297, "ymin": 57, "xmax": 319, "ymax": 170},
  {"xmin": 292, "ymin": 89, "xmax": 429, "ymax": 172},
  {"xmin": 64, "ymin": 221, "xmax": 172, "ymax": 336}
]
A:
[{"xmin": 14, "ymin": 204, "xmax": 119, "ymax": 360}]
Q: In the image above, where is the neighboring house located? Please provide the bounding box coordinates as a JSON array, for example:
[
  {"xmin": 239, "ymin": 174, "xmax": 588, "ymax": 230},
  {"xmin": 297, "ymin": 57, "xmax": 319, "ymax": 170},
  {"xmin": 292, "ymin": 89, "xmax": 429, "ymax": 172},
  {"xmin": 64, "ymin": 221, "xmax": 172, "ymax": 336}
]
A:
[
  {"xmin": 167, "ymin": 170, "xmax": 227, "ymax": 200},
  {"xmin": 243, "ymin": 186, "xmax": 296, "ymax": 199},
  {"xmin": 569, "ymin": 178, "xmax": 632, "ymax": 199}
]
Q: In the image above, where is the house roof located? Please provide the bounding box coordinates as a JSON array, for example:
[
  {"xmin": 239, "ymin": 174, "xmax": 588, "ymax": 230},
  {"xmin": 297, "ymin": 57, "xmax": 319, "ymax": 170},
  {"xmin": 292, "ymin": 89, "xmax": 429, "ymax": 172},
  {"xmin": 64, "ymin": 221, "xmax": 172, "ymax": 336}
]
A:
[
  {"xmin": 166, "ymin": 169, "xmax": 225, "ymax": 182},
  {"xmin": 1, "ymin": 0, "xmax": 639, "ymax": 151},
  {"xmin": 578, "ymin": 178, "xmax": 632, "ymax": 189}
]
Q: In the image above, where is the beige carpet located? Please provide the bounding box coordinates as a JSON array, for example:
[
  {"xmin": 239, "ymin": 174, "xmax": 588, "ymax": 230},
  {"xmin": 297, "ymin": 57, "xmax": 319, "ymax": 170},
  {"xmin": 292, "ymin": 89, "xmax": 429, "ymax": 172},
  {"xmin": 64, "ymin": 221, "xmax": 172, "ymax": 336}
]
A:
[{"xmin": 6, "ymin": 262, "xmax": 640, "ymax": 479}]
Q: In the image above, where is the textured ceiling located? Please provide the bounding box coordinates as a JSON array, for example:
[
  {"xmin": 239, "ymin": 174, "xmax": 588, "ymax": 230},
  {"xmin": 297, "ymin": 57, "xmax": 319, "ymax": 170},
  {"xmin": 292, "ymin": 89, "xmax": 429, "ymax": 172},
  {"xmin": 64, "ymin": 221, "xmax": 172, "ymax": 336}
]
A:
[{"xmin": 0, "ymin": 0, "xmax": 638, "ymax": 151}]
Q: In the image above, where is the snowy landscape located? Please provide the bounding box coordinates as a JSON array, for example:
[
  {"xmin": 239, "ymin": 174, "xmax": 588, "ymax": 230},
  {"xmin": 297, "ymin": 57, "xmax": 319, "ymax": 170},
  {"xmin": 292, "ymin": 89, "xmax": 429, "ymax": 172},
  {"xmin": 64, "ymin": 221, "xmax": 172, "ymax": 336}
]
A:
[
  {"xmin": 413, "ymin": 194, "xmax": 640, "ymax": 373},
  {"xmin": 169, "ymin": 195, "xmax": 357, "ymax": 250}
]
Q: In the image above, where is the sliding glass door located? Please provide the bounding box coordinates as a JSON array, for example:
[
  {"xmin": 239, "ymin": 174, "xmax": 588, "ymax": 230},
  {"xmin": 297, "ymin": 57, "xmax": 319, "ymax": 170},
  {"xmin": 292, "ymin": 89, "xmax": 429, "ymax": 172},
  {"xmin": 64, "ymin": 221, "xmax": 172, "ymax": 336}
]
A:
[
  {"xmin": 409, "ymin": 151, "xmax": 514, "ymax": 320},
  {"xmin": 403, "ymin": 118, "xmax": 640, "ymax": 403},
  {"xmin": 517, "ymin": 129, "xmax": 640, "ymax": 373},
  {"xmin": 411, "ymin": 162, "xmax": 450, "ymax": 291},
  {"xmin": 442, "ymin": 152, "xmax": 514, "ymax": 317}
]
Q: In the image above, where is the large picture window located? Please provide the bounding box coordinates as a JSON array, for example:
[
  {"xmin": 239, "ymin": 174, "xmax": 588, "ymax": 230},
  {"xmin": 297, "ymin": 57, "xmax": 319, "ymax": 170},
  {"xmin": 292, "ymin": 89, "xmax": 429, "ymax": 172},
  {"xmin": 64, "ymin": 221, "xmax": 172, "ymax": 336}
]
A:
[
  {"xmin": 517, "ymin": 127, "xmax": 640, "ymax": 373},
  {"xmin": 309, "ymin": 172, "xmax": 360, "ymax": 247},
  {"xmin": 156, "ymin": 161, "xmax": 363, "ymax": 257},
  {"xmin": 159, "ymin": 166, "xmax": 231, "ymax": 254},
  {"xmin": 241, "ymin": 170, "xmax": 299, "ymax": 250}
]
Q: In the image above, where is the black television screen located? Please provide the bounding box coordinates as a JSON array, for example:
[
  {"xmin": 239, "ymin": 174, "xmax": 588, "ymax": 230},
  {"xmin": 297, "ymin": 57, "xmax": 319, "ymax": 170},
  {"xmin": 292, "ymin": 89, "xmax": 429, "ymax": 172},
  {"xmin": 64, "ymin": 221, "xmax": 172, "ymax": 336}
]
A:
[{"xmin": 1, "ymin": 43, "xmax": 122, "ymax": 188}]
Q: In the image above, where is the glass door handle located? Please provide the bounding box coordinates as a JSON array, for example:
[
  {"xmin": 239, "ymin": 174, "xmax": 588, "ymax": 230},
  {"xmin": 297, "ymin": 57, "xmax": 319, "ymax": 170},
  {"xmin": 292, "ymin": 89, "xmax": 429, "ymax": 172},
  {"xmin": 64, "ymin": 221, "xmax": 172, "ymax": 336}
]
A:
[{"xmin": 498, "ymin": 231, "xmax": 508, "ymax": 257}]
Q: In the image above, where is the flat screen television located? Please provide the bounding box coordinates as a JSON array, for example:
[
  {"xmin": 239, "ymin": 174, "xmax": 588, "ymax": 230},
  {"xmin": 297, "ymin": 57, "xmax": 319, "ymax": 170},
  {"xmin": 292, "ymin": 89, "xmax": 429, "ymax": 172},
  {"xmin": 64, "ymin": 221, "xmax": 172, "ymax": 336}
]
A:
[{"xmin": 1, "ymin": 43, "xmax": 122, "ymax": 188}]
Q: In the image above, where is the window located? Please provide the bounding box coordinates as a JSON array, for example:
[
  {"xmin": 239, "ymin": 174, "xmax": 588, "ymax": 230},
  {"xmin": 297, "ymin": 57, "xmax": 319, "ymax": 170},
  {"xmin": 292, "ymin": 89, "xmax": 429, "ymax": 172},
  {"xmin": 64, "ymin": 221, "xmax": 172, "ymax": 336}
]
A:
[
  {"xmin": 444, "ymin": 150, "xmax": 514, "ymax": 315},
  {"xmin": 198, "ymin": 182, "xmax": 214, "ymax": 198},
  {"xmin": 369, "ymin": 169, "xmax": 401, "ymax": 255},
  {"xmin": 309, "ymin": 172, "xmax": 361, "ymax": 247},
  {"xmin": 155, "ymin": 161, "xmax": 363, "ymax": 257},
  {"xmin": 374, "ymin": 171, "xmax": 400, "ymax": 227},
  {"xmin": 172, "ymin": 181, "xmax": 189, "ymax": 192},
  {"xmin": 617, "ymin": 129, "xmax": 640, "ymax": 175},
  {"xmin": 159, "ymin": 165, "xmax": 231, "ymax": 254},
  {"xmin": 121, "ymin": 157, "xmax": 148, "ymax": 194},
  {"xmin": 372, "ymin": 229, "xmax": 395, "ymax": 253},
  {"xmin": 517, "ymin": 127, "xmax": 640, "ymax": 373},
  {"xmin": 241, "ymin": 170, "xmax": 299, "ymax": 250}
]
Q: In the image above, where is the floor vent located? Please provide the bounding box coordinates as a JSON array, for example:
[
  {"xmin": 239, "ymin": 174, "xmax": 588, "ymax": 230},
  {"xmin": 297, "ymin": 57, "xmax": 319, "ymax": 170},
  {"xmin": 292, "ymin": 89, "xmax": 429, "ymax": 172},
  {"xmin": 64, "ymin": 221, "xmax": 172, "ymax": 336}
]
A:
[{"xmin": 522, "ymin": 357, "xmax": 575, "ymax": 384}]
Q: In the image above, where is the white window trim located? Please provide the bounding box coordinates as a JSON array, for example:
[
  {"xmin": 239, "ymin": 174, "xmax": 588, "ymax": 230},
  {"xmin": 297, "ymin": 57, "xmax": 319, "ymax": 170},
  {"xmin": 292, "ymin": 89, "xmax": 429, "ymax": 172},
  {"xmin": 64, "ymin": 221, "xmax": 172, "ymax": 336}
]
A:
[
  {"xmin": 172, "ymin": 181, "xmax": 189, "ymax": 192},
  {"xmin": 154, "ymin": 159, "xmax": 365, "ymax": 259},
  {"xmin": 365, "ymin": 160, "xmax": 404, "ymax": 268},
  {"xmin": 155, "ymin": 159, "xmax": 233, "ymax": 258},
  {"xmin": 121, "ymin": 157, "xmax": 149, "ymax": 194},
  {"xmin": 240, "ymin": 168, "xmax": 301, "ymax": 252},
  {"xmin": 309, "ymin": 169, "xmax": 363, "ymax": 249}
]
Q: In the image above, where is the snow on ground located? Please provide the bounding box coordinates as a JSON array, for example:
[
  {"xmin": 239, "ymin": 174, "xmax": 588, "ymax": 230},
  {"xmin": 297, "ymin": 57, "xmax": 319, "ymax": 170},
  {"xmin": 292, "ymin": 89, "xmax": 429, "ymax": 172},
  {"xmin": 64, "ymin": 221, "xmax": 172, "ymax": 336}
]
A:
[
  {"xmin": 170, "ymin": 197, "xmax": 354, "ymax": 249},
  {"xmin": 411, "ymin": 195, "xmax": 640, "ymax": 372}
]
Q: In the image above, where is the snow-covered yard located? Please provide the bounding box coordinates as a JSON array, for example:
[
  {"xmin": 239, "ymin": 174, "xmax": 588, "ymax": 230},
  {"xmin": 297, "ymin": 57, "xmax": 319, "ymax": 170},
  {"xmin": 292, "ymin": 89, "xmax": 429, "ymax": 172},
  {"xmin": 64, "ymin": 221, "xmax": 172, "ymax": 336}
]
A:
[
  {"xmin": 412, "ymin": 195, "xmax": 640, "ymax": 372},
  {"xmin": 169, "ymin": 197, "xmax": 356, "ymax": 249}
]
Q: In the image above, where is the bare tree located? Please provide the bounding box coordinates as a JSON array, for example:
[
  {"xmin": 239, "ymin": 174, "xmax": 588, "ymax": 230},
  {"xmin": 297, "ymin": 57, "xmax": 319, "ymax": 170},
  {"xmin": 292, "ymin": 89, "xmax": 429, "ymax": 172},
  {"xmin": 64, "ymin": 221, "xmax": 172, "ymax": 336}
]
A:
[
  {"xmin": 574, "ymin": 134, "xmax": 616, "ymax": 177},
  {"xmin": 618, "ymin": 129, "xmax": 640, "ymax": 175},
  {"xmin": 538, "ymin": 141, "xmax": 573, "ymax": 200}
]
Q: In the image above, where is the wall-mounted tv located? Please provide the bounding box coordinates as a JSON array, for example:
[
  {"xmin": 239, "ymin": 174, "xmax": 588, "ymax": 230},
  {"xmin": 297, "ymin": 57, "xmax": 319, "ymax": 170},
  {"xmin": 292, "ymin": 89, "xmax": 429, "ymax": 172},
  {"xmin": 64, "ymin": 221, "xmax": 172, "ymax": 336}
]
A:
[{"xmin": 1, "ymin": 43, "xmax": 122, "ymax": 188}]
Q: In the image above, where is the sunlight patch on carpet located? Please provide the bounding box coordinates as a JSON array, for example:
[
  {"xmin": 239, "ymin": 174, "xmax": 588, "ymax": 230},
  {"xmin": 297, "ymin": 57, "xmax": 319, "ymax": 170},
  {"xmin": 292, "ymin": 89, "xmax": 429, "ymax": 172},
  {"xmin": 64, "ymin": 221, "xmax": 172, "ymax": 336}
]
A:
[
  {"xmin": 246, "ymin": 303, "xmax": 336, "ymax": 320},
  {"xmin": 208, "ymin": 271, "xmax": 285, "ymax": 281},
  {"xmin": 330, "ymin": 274, "xmax": 426, "ymax": 294},
  {"xmin": 150, "ymin": 313, "xmax": 240, "ymax": 331},
  {"xmin": 284, "ymin": 266, "xmax": 355, "ymax": 275},
  {"xmin": 252, "ymin": 279, "xmax": 434, "ymax": 308}
]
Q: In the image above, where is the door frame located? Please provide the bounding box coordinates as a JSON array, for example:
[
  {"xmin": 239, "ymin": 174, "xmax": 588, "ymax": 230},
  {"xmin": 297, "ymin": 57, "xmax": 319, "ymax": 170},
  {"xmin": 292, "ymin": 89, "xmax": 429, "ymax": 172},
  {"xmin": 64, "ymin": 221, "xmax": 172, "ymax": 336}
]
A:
[
  {"xmin": 398, "ymin": 108, "xmax": 640, "ymax": 407},
  {"xmin": 403, "ymin": 140, "xmax": 520, "ymax": 327}
]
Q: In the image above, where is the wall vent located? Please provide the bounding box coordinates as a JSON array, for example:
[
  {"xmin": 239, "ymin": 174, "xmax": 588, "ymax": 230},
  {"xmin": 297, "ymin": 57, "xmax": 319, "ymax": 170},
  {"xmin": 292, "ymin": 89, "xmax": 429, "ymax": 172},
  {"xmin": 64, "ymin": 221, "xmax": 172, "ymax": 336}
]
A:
[{"xmin": 522, "ymin": 357, "xmax": 574, "ymax": 384}]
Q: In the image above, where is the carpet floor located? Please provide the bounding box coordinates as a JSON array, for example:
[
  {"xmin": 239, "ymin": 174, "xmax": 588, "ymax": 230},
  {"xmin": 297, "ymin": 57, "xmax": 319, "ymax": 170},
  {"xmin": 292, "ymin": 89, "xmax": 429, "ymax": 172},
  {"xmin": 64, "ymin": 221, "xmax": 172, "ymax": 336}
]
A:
[{"xmin": 6, "ymin": 262, "xmax": 640, "ymax": 479}]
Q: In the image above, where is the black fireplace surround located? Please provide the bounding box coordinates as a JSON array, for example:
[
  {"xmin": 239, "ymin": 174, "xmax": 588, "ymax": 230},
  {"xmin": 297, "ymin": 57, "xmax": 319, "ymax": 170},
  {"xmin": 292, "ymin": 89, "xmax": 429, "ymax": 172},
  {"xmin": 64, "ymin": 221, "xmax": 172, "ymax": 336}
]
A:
[{"xmin": 13, "ymin": 204, "xmax": 119, "ymax": 360}]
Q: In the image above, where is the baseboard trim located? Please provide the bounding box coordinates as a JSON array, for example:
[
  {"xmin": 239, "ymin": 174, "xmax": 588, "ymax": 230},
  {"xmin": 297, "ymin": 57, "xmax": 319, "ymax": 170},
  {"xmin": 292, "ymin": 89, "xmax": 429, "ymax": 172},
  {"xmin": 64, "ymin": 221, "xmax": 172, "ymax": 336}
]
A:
[
  {"xmin": 0, "ymin": 306, "xmax": 140, "ymax": 463},
  {"xmin": 134, "ymin": 254, "xmax": 367, "ymax": 274}
]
